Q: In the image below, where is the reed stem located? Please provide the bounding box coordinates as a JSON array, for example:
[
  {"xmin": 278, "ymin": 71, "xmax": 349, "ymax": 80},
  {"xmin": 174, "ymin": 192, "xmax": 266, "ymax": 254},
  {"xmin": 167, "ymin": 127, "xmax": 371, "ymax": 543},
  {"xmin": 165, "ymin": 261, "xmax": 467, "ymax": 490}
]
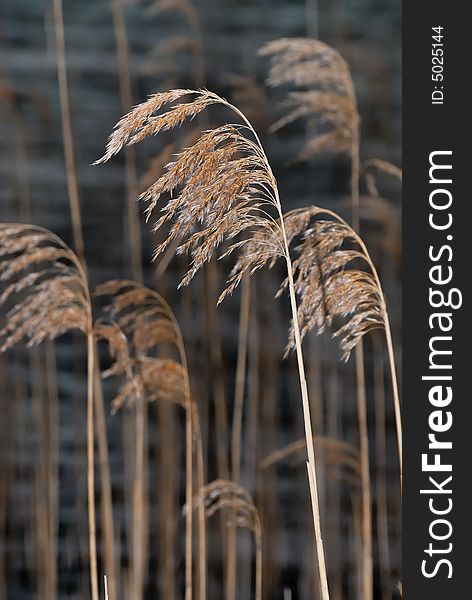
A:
[
  {"xmin": 86, "ymin": 328, "xmax": 99, "ymax": 600},
  {"xmin": 227, "ymin": 273, "xmax": 251, "ymax": 600},
  {"xmin": 110, "ymin": 0, "xmax": 143, "ymax": 281}
]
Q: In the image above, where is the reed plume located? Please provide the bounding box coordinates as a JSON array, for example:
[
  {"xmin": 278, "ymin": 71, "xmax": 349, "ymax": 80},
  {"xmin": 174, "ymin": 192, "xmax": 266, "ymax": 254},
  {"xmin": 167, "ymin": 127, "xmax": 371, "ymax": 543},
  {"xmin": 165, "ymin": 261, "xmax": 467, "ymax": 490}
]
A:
[
  {"xmin": 277, "ymin": 207, "xmax": 400, "ymax": 450},
  {"xmin": 258, "ymin": 38, "xmax": 357, "ymax": 162},
  {"xmin": 258, "ymin": 41, "xmax": 400, "ymax": 447},
  {"xmin": 95, "ymin": 279, "xmax": 206, "ymax": 600},
  {"xmin": 189, "ymin": 479, "xmax": 262, "ymax": 600},
  {"xmin": 0, "ymin": 224, "xmax": 99, "ymax": 600},
  {"xmin": 279, "ymin": 207, "xmax": 385, "ymax": 359},
  {"xmin": 96, "ymin": 88, "xmax": 330, "ymax": 600}
]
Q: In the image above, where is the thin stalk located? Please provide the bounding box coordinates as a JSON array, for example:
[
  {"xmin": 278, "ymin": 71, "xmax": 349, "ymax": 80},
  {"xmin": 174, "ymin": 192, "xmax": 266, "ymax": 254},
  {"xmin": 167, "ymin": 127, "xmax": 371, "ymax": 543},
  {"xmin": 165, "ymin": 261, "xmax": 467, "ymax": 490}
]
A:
[
  {"xmin": 156, "ymin": 399, "xmax": 177, "ymax": 599},
  {"xmin": 52, "ymin": 0, "xmax": 85, "ymax": 266},
  {"xmin": 74, "ymin": 250, "xmax": 99, "ymax": 600},
  {"xmin": 254, "ymin": 524, "xmax": 262, "ymax": 600},
  {"xmin": 132, "ymin": 383, "xmax": 146, "ymax": 599},
  {"xmin": 172, "ymin": 296, "xmax": 207, "ymax": 600},
  {"xmin": 204, "ymin": 259, "xmax": 229, "ymax": 590},
  {"xmin": 227, "ymin": 273, "xmax": 251, "ymax": 600},
  {"xmin": 110, "ymin": 0, "xmax": 143, "ymax": 281},
  {"xmin": 123, "ymin": 351, "xmax": 149, "ymax": 600},
  {"xmin": 193, "ymin": 406, "xmax": 207, "ymax": 600},
  {"xmin": 232, "ymin": 273, "xmax": 250, "ymax": 484},
  {"xmin": 246, "ymin": 281, "xmax": 260, "ymax": 486},
  {"xmin": 326, "ymin": 357, "xmax": 342, "ymax": 600},
  {"xmin": 285, "ymin": 256, "xmax": 330, "ymax": 600},
  {"xmin": 383, "ymin": 315, "xmax": 402, "ymax": 481},
  {"xmin": 184, "ymin": 385, "xmax": 193, "ymax": 599},
  {"xmin": 33, "ymin": 347, "xmax": 49, "ymax": 600},
  {"xmin": 45, "ymin": 343, "xmax": 59, "ymax": 600},
  {"xmin": 373, "ymin": 334, "xmax": 391, "ymax": 600},
  {"xmin": 155, "ymin": 299, "xmax": 196, "ymax": 600},
  {"xmin": 94, "ymin": 364, "xmax": 118, "ymax": 600},
  {"xmin": 153, "ymin": 268, "xmax": 177, "ymax": 599},
  {"xmin": 257, "ymin": 273, "xmax": 278, "ymax": 599}
]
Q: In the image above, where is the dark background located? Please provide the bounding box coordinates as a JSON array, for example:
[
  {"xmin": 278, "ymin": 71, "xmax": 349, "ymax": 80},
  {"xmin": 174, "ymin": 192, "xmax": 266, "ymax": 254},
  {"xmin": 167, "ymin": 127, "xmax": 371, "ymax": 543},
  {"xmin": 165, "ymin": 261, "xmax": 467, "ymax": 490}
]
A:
[{"xmin": 0, "ymin": 1, "xmax": 401, "ymax": 598}]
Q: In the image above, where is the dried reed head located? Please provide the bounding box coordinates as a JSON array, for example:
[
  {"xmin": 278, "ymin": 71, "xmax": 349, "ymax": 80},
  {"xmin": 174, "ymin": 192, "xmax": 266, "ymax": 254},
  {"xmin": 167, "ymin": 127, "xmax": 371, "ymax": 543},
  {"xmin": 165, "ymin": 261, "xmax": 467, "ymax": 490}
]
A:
[
  {"xmin": 96, "ymin": 90, "xmax": 287, "ymax": 300},
  {"xmin": 0, "ymin": 224, "xmax": 89, "ymax": 352},
  {"xmin": 189, "ymin": 479, "xmax": 261, "ymax": 537},
  {"xmin": 95, "ymin": 280, "xmax": 188, "ymax": 412},
  {"xmin": 258, "ymin": 38, "xmax": 357, "ymax": 160},
  {"xmin": 273, "ymin": 207, "xmax": 386, "ymax": 360}
]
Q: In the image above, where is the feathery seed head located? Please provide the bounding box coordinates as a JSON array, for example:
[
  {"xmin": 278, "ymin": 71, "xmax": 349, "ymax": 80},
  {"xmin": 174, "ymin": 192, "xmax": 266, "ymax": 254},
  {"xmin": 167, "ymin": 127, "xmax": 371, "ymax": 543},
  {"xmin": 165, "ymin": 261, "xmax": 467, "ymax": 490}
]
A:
[
  {"xmin": 96, "ymin": 90, "xmax": 286, "ymax": 297},
  {"xmin": 259, "ymin": 38, "xmax": 357, "ymax": 161},
  {"xmin": 0, "ymin": 224, "xmax": 89, "ymax": 352},
  {"xmin": 95, "ymin": 280, "xmax": 188, "ymax": 413}
]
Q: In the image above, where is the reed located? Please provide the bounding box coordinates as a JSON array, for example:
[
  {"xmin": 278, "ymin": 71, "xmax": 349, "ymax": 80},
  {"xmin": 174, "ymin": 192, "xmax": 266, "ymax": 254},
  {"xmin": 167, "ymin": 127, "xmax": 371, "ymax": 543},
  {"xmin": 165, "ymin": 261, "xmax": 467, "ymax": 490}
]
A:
[
  {"xmin": 228, "ymin": 272, "xmax": 250, "ymax": 600},
  {"xmin": 260, "ymin": 38, "xmax": 401, "ymax": 484},
  {"xmin": 95, "ymin": 88, "xmax": 331, "ymax": 600},
  {"xmin": 189, "ymin": 479, "xmax": 262, "ymax": 600}
]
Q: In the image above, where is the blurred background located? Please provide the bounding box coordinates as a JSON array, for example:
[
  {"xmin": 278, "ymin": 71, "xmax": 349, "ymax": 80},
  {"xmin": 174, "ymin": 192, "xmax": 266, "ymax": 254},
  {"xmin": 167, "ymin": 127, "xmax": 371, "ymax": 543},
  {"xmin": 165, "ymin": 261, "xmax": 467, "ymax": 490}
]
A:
[{"xmin": 0, "ymin": 0, "xmax": 401, "ymax": 598}]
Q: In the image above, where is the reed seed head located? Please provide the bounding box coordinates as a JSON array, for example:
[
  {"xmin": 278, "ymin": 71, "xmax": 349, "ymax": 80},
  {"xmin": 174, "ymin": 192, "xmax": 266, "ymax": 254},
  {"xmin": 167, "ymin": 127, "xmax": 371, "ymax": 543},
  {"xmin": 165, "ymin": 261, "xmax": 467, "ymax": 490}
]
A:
[
  {"xmin": 278, "ymin": 208, "xmax": 385, "ymax": 360},
  {"xmin": 259, "ymin": 37, "xmax": 357, "ymax": 161}
]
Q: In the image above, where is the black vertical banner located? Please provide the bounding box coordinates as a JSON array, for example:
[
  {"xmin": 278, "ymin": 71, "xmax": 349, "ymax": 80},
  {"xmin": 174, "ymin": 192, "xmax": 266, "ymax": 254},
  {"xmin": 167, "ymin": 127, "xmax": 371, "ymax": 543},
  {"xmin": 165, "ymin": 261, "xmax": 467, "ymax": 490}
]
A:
[{"xmin": 404, "ymin": 3, "xmax": 468, "ymax": 599}]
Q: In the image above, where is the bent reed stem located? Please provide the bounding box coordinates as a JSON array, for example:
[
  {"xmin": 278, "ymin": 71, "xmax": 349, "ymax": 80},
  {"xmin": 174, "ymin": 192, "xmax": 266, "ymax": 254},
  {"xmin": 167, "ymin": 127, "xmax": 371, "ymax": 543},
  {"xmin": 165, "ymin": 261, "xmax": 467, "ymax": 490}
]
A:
[
  {"xmin": 227, "ymin": 101, "xmax": 330, "ymax": 600},
  {"xmin": 351, "ymin": 124, "xmax": 373, "ymax": 600}
]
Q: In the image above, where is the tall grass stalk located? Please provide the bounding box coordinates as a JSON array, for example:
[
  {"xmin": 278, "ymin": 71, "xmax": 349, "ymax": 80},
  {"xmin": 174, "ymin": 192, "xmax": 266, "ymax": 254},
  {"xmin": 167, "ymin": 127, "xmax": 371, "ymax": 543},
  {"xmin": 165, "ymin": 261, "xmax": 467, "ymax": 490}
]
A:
[
  {"xmin": 52, "ymin": 1, "xmax": 118, "ymax": 594},
  {"xmin": 227, "ymin": 272, "xmax": 251, "ymax": 600},
  {"xmin": 373, "ymin": 333, "xmax": 391, "ymax": 600},
  {"xmin": 95, "ymin": 281, "xmax": 207, "ymax": 600},
  {"xmin": 96, "ymin": 89, "xmax": 331, "ymax": 600}
]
